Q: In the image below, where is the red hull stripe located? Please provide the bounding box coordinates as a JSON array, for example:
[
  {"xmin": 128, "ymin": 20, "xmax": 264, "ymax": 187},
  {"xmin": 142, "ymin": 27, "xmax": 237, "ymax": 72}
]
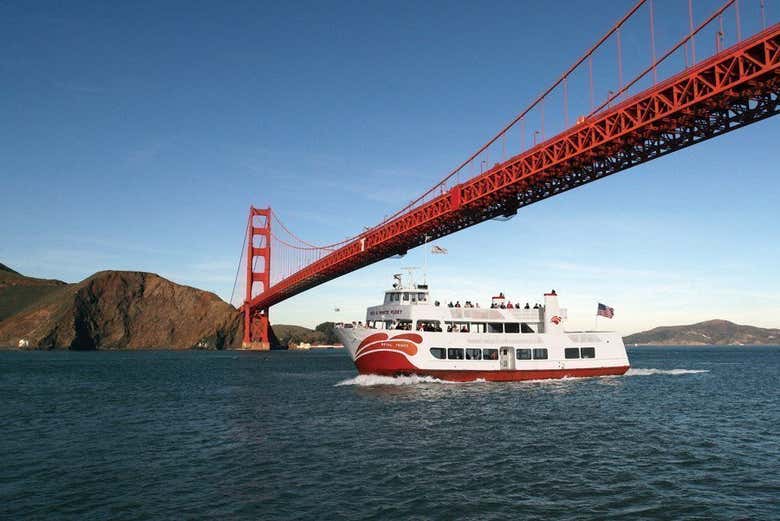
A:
[{"xmin": 354, "ymin": 351, "xmax": 629, "ymax": 382}]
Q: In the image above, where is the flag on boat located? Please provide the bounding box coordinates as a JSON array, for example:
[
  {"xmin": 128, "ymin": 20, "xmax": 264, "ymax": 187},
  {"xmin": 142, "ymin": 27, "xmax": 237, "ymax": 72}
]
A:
[
  {"xmin": 597, "ymin": 303, "xmax": 614, "ymax": 319},
  {"xmin": 431, "ymin": 245, "xmax": 448, "ymax": 254}
]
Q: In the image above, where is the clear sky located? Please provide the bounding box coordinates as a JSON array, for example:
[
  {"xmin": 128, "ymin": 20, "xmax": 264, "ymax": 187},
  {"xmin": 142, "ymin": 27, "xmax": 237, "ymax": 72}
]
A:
[{"xmin": 2, "ymin": 1, "xmax": 778, "ymax": 336}]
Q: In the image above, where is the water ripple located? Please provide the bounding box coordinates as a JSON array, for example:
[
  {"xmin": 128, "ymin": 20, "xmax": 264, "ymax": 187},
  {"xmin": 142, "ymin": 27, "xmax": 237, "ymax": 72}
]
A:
[{"xmin": 0, "ymin": 347, "xmax": 778, "ymax": 520}]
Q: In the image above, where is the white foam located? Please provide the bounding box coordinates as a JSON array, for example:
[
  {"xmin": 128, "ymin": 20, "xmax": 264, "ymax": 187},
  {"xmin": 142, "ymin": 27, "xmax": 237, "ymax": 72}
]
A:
[
  {"xmin": 625, "ymin": 368, "xmax": 709, "ymax": 376},
  {"xmin": 335, "ymin": 374, "xmax": 480, "ymax": 386}
]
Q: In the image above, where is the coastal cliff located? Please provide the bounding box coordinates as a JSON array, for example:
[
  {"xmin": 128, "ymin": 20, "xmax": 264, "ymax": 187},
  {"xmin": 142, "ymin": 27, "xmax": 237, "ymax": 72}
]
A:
[
  {"xmin": 624, "ymin": 319, "xmax": 780, "ymax": 346},
  {"xmin": 0, "ymin": 268, "xmax": 242, "ymax": 350}
]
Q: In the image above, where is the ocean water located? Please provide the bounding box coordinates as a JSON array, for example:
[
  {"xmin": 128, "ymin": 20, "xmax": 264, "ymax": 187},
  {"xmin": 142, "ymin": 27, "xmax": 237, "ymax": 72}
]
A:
[{"xmin": 1, "ymin": 346, "xmax": 778, "ymax": 520}]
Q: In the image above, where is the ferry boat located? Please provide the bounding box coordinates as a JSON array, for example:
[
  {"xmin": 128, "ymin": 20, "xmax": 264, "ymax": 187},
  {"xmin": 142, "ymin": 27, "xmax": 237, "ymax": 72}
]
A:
[{"xmin": 334, "ymin": 273, "xmax": 630, "ymax": 382}]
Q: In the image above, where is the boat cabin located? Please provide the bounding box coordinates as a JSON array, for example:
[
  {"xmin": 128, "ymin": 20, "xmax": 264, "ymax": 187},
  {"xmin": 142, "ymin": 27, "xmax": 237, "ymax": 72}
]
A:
[{"xmin": 364, "ymin": 274, "xmax": 565, "ymax": 335}]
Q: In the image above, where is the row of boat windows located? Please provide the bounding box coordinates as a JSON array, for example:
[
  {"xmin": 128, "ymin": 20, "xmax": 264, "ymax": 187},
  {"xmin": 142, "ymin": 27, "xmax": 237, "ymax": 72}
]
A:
[
  {"xmin": 369, "ymin": 320, "xmax": 537, "ymax": 333},
  {"xmin": 429, "ymin": 347, "xmax": 597, "ymax": 360},
  {"xmin": 384, "ymin": 292, "xmax": 429, "ymax": 303}
]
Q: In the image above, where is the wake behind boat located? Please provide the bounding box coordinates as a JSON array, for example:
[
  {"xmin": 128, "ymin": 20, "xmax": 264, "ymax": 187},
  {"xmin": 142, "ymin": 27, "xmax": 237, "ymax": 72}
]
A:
[{"xmin": 334, "ymin": 273, "xmax": 629, "ymax": 382}]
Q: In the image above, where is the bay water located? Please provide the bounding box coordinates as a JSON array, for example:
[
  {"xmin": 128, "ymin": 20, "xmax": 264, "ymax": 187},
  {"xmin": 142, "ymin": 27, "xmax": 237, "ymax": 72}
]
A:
[{"xmin": 1, "ymin": 346, "xmax": 778, "ymax": 520}]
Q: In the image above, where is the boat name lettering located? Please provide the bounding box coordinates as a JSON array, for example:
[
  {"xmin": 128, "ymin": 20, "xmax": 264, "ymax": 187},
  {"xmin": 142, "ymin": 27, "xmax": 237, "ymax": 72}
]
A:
[{"xmin": 369, "ymin": 309, "xmax": 403, "ymax": 316}]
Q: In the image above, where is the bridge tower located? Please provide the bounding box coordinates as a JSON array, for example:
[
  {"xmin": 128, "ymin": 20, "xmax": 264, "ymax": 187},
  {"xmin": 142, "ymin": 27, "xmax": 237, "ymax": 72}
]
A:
[{"xmin": 243, "ymin": 206, "xmax": 271, "ymax": 349}]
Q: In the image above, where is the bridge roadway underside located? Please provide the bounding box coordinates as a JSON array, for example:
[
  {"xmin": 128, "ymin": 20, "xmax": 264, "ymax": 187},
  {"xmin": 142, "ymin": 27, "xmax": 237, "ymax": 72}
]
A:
[{"xmin": 248, "ymin": 23, "xmax": 780, "ymax": 316}]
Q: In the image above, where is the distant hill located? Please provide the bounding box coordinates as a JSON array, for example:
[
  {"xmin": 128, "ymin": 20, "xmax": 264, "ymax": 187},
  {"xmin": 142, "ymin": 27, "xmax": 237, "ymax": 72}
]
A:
[
  {"xmin": 271, "ymin": 324, "xmax": 326, "ymax": 347},
  {"xmin": 0, "ymin": 269, "xmax": 242, "ymax": 350},
  {"xmin": 0, "ymin": 263, "xmax": 67, "ymax": 321},
  {"xmin": 624, "ymin": 319, "xmax": 780, "ymax": 346}
]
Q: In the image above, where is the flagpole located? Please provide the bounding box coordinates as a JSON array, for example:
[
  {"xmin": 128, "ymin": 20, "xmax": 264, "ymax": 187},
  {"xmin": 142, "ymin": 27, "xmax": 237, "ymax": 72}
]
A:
[{"xmin": 423, "ymin": 235, "xmax": 430, "ymax": 285}]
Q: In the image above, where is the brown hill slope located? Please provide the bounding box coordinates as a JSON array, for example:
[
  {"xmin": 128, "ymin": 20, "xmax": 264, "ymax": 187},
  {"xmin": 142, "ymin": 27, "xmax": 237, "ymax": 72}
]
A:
[
  {"xmin": 624, "ymin": 319, "xmax": 780, "ymax": 345},
  {"xmin": 0, "ymin": 263, "xmax": 67, "ymax": 321},
  {"xmin": 0, "ymin": 271, "xmax": 242, "ymax": 349}
]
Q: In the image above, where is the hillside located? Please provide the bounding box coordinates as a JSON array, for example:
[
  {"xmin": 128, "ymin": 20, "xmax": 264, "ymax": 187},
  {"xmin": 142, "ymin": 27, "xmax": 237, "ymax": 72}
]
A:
[
  {"xmin": 624, "ymin": 319, "xmax": 780, "ymax": 346},
  {"xmin": 0, "ymin": 270, "xmax": 242, "ymax": 350},
  {"xmin": 271, "ymin": 322, "xmax": 339, "ymax": 347},
  {"xmin": 0, "ymin": 263, "xmax": 67, "ymax": 321}
]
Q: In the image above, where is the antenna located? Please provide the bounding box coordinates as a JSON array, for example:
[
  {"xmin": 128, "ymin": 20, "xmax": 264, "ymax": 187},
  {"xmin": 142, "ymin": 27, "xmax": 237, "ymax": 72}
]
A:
[{"xmin": 400, "ymin": 266, "xmax": 419, "ymax": 288}]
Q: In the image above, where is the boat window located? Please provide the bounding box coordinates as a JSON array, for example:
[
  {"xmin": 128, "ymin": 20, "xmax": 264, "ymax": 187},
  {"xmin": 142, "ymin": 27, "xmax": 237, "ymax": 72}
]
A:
[
  {"xmin": 410, "ymin": 293, "xmax": 417, "ymax": 303},
  {"xmin": 581, "ymin": 347, "xmax": 596, "ymax": 358},
  {"xmin": 392, "ymin": 293, "xmax": 400, "ymax": 302},
  {"xmin": 565, "ymin": 348, "xmax": 580, "ymax": 359},
  {"xmin": 447, "ymin": 348, "xmax": 464, "ymax": 360},
  {"xmin": 516, "ymin": 348, "xmax": 532, "ymax": 360},
  {"xmin": 430, "ymin": 347, "xmax": 446, "ymax": 359},
  {"xmin": 417, "ymin": 292, "xmax": 427, "ymax": 302},
  {"xmin": 470, "ymin": 322, "xmax": 486, "ymax": 334},
  {"xmin": 521, "ymin": 323, "xmax": 535, "ymax": 333},
  {"xmin": 465, "ymin": 348, "xmax": 482, "ymax": 360},
  {"xmin": 505, "ymin": 323, "xmax": 520, "ymax": 334},
  {"xmin": 455, "ymin": 322, "xmax": 470, "ymax": 333},
  {"xmin": 487, "ymin": 323, "xmax": 503, "ymax": 333},
  {"xmin": 416, "ymin": 320, "xmax": 442, "ymax": 332},
  {"xmin": 533, "ymin": 348, "xmax": 548, "ymax": 360},
  {"xmin": 403, "ymin": 292, "xmax": 410, "ymax": 301},
  {"xmin": 483, "ymin": 348, "xmax": 498, "ymax": 360},
  {"xmin": 394, "ymin": 320, "xmax": 413, "ymax": 330}
]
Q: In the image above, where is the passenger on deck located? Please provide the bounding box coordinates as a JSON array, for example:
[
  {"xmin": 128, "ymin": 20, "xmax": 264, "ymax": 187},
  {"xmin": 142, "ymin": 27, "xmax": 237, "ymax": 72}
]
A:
[
  {"xmin": 476, "ymin": 302, "xmax": 480, "ymax": 308},
  {"xmin": 500, "ymin": 302, "xmax": 506, "ymax": 309},
  {"xmin": 448, "ymin": 302, "xmax": 454, "ymax": 308},
  {"xmin": 533, "ymin": 303, "xmax": 539, "ymax": 309},
  {"xmin": 516, "ymin": 302, "xmax": 521, "ymax": 309},
  {"xmin": 551, "ymin": 289, "xmax": 557, "ymax": 295},
  {"xmin": 524, "ymin": 302, "xmax": 530, "ymax": 309},
  {"xmin": 460, "ymin": 325, "xmax": 469, "ymax": 333},
  {"xmin": 455, "ymin": 301, "xmax": 461, "ymax": 308},
  {"xmin": 447, "ymin": 324, "xmax": 453, "ymax": 332},
  {"xmin": 507, "ymin": 302, "xmax": 514, "ymax": 309}
]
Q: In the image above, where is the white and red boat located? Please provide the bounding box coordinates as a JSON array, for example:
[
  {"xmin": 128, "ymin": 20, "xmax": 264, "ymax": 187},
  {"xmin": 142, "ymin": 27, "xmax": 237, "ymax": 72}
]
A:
[{"xmin": 335, "ymin": 273, "xmax": 629, "ymax": 382}]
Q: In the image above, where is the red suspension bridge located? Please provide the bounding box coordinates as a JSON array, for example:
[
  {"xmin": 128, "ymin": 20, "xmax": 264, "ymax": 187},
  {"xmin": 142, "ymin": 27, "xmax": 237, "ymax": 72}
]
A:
[{"xmin": 232, "ymin": 0, "xmax": 780, "ymax": 348}]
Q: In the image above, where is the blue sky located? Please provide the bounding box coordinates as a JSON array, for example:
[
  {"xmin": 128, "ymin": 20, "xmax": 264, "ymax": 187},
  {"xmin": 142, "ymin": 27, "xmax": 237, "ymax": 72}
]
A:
[{"xmin": 2, "ymin": 1, "xmax": 778, "ymax": 335}]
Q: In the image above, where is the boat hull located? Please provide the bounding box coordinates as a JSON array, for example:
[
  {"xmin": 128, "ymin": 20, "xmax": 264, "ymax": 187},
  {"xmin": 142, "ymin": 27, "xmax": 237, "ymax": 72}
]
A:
[
  {"xmin": 355, "ymin": 350, "xmax": 630, "ymax": 382},
  {"xmin": 336, "ymin": 325, "xmax": 630, "ymax": 383}
]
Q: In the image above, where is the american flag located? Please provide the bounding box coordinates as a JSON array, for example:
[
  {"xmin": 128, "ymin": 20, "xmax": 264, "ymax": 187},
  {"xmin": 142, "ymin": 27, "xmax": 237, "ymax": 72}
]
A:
[{"xmin": 597, "ymin": 303, "xmax": 614, "ymax": 319}]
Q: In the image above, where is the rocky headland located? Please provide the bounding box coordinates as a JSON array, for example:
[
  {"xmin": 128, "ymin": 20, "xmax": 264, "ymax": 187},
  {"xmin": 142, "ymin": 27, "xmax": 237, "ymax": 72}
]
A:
[{"xmin": 0, "ymin": 266, "xmax": 242, "ymax": 349}]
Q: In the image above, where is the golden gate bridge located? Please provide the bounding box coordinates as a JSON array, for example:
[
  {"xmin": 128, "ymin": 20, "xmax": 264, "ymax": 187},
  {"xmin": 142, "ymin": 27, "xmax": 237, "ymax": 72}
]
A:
[{"xmin": 231, "ymin": 0, "xmax": 780, "ymax": 348}]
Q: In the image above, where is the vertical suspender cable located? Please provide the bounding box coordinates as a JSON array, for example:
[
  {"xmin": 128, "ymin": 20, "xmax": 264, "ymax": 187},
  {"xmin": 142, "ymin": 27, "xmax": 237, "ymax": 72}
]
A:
[
  {"xmin": 521, "ymin": 118, "xmax": 525, "ymax": 151},
  {"xmin": 650, "ymin": 0, "xmax": 658, "ymax": 84},
  {"xmin": 589, "ymin": 55, "xmax": 595, "ymax": 110},
  {"xmin": 760, "ymin": 0, "xmax": 767, "ymax": 30},
  {"xmin": 617, "ymin": 27, "xmax": 624, "ymax": 96},
  {"xmin": 735, "ymin": 0, "xmax": 742, "ymax": 40},
  {"xmin": 689, "ymin": 0, "xmax": 697, "ymax": 64},
  {"xmin": 563, "ymin": 76, "xmax": 569, "ymax": 127}
]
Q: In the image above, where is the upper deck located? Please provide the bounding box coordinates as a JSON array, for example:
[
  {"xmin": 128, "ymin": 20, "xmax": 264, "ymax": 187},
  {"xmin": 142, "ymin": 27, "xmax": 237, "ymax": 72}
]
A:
[{"xmin": 363, "ymin": 274, "xmax": 567, "ymax": 335}]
